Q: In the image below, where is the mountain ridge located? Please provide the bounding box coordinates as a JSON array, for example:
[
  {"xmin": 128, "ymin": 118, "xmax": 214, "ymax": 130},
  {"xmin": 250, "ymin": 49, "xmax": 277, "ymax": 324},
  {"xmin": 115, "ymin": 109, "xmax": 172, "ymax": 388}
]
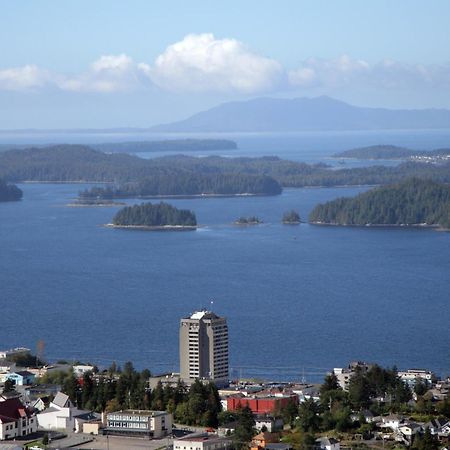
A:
[{"xmin": 150, "ymin": 96, "xmax": 450, "ymax": 133}]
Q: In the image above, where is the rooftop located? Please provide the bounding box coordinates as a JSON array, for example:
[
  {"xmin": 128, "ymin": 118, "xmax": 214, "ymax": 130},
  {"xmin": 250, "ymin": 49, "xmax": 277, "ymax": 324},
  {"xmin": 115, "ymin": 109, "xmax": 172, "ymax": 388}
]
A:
[
  {"xmin": 109, "ymin": 409, "xmax": 168, "ymax": 417},
  {"xmin": 189, "ymin": 310, "xmax": 220, "ymax": 320}
]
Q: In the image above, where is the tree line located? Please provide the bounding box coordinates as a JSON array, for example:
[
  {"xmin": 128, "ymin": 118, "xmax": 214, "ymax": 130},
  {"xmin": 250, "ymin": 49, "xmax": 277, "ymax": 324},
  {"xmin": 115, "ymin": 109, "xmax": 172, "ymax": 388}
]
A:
[
  {"xmin": 112, "ymin": 202, "xmax": 197, "ymax": 227},
  {"xmin": 80, "ymin": 173, "xmax": 282, "ymax": 198},
  {"xmin": 2, "ymin": 145, "xmax": 450, "ymax": 190},
  {"xmin": 309, "ymin": 178, "xmax": 450, "ymax": 227}
]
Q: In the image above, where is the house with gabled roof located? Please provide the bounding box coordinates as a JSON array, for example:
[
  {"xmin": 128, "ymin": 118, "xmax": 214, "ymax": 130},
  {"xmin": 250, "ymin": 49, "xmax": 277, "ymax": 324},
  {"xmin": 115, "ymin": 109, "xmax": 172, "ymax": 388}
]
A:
[
  {"xmin": 0, "ymin": 397, "xmax": 37, "ymax": 440},
  {"xmin": 37, "ymin": 391, "xmax": 99, "ymax": 432},
  {"xmin": 5, "ymin": 371, "xmax": 35, "ymax": 386}
]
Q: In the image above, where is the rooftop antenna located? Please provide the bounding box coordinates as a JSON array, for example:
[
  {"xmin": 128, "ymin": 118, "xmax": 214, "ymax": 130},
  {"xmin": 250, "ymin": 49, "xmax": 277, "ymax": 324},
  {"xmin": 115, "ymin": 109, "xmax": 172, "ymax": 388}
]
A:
[{"xmin": 210, "ymin": 299, "xmax": 214, "ymax": 310}]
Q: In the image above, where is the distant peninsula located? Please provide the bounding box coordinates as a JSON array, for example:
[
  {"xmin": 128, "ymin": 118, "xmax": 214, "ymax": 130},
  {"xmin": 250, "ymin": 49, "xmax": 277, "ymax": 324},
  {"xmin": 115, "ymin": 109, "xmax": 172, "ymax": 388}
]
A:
[
  {"xmin": 309, "ymin": 178, "xmax": 450, "ymax": 228},
  {"xmin": 333, "ymin": 144, "xmax": 450, "ymax": 160},
  {"xmin": 0, "ymin": 179, "xmax": 23, "ymax": 202},
  {"xmin": 110, "ymin": 202, "xmax": 197, "ymax": 230},
  {"xmin": 2, "ymin": 145, "xmax": 450, "ymax": 190},
  {"xmin": 92, "ymin": 138, "xmax": 237, "ymax": 153}
]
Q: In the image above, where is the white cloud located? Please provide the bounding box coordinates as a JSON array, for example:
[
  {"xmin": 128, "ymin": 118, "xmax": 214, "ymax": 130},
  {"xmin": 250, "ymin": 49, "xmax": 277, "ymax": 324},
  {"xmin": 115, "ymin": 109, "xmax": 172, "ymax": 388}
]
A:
[
  {"xmin": 288, "ymin": 55, "xmax": 450, "ymax": 91},
  {"xmin": 1, "ymin": 44, "xmax": 449, "ymax": 98},
  {"xmin": 58, "ymin": 54, "xmax": 144, "ymax": 93},
  {"xmin": 0, "ymin": 65, "xmax": 52, "ymax": 91},
  {"xmin": 147, "ymin": 33, "xmax": 283, "ymax": 93}
]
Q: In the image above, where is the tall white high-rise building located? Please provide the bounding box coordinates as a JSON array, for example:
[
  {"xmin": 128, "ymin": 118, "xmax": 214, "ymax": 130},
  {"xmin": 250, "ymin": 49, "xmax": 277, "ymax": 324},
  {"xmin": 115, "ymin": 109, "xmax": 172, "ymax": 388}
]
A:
[{"xmin": 179, "ymin": 310, "xmax": 229, "ymax": 387}]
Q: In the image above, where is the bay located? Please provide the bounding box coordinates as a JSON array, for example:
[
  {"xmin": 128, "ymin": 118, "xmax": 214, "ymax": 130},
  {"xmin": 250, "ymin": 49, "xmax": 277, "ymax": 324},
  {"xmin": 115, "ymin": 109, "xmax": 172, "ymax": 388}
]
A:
[{"xmin": 1, "ymin": 180, "xmax": 449, "ymax": 381}]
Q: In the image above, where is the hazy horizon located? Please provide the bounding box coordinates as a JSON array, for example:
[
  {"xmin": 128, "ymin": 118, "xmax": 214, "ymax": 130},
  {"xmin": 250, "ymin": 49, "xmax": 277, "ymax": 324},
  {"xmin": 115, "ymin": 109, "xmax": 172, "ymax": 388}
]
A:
[{"xmin": 1, "ymin": 0, "xmax": 450, "ymax": 128}]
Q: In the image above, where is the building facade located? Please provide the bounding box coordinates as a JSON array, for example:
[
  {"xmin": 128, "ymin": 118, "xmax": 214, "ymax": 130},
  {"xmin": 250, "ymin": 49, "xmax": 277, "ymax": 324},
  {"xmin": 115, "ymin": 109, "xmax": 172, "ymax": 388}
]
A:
[
  {"xmin": 174, "ymin": 433, "xmax": 231, "ymax": 450},
  {"xmin": 106, "ymin": 410, "xmax": 172, "ymax": 438},
  {"xmin": 0, "ymin": 398, "xmax": 37, "ymax": 440},
  {"xmin": 180, "ymin": 310, "xmax": 229, "ymax": 387}
]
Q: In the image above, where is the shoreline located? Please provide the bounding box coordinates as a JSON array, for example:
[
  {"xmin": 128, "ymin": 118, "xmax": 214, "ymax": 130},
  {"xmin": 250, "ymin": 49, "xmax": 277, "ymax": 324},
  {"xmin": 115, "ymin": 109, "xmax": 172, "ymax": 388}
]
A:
[
  {"xmin": 104, "ymin": 223, "xmax": 198, "ymax": 231},
  {"xmin": 310, "ymin": 221, "xmax": 448, "ymax": 231},
  {"xmin": 67, "ymin": 201, "xmax": 126, "ymax": 207}
]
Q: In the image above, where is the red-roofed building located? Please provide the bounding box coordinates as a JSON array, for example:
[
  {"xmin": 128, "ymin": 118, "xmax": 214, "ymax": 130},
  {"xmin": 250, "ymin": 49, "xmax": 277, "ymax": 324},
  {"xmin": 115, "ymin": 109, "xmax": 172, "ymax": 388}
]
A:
[
  {"xmin": 0, "ymin": 398, "xmax": 37, "ymax": 440},
  {"xmin": 226, "ymin": 395, "xmax": 298, "ymax": 415}
]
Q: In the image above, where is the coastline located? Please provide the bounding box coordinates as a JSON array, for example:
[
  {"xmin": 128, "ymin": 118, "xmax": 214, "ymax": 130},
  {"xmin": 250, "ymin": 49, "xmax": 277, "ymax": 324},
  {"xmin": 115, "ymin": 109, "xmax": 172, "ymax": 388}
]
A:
[
  {"xmin": 310, "ymin": 221, "xmax": 448, "ymax": 231},
  {"xmin": 67, "ymin": 201, "xmax": 126, "ymax": 207},
  {"xmin": 104, "ymin": 223, "xmax": 198, "ymax": 231}
]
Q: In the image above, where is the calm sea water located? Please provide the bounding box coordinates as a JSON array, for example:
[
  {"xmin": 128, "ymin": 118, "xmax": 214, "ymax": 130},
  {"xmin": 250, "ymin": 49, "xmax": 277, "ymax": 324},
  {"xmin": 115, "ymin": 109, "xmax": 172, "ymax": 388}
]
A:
[{"xmin": 1, "ymin": 130, "xmax": 450, "ymax": 381}]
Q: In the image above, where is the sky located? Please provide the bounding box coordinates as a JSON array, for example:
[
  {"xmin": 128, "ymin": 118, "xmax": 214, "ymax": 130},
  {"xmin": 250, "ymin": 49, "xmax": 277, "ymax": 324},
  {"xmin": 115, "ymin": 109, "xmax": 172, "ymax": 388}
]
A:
[{"xmin": 1, "ymin": 0, "xmax": 450, "ymax": 128}]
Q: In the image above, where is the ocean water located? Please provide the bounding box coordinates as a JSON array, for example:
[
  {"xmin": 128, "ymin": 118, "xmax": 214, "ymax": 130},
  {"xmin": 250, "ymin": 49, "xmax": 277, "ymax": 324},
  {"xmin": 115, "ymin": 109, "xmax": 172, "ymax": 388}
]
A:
[{"xmin": 1, "ymin": 180, "xmax": 449, "ymax": 381}]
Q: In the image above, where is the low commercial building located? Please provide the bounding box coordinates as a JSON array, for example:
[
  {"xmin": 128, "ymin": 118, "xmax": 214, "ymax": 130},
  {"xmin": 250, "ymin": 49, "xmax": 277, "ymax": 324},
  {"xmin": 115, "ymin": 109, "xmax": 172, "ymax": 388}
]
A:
[
  {"xmin": 226, "ymin": 395, "xmax": 298, "ymax": 415},
  {"xmin": 106, "ymin": 410, "xmax": 172, "ymax": 438},
  {"xmin": 0, "ymin": 398, "xmax": 37, "ymax": 440},
  {"xmin": 397, "ymin": 369, "xmax": 436, "ymax": 388},
  {"xmin": 174, "ymin": 433, "xmax": 231, "ymax": 450}
]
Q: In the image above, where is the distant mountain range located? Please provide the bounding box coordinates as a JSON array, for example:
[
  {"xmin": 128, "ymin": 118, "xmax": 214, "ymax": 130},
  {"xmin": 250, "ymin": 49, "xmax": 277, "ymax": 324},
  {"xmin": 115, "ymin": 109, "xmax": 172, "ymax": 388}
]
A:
[{"xmin": 151, "ymin": 96, "xmax": 450, "ymax": 132}]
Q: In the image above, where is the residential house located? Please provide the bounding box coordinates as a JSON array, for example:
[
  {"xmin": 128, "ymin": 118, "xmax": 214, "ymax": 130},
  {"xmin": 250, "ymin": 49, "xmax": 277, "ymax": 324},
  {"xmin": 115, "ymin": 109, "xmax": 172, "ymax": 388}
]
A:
[
  {"xmin": 6, "ymin": 371, "xmax": 35, "ymax": 387},
  {"xmin": 0, "ymin": 398, "xmax": 37, "ymax": 440},
  {"xmin": 37, "ymin": 392, "xmax": 99, "ymax": 432},
  {"xmin": 250, "ymin": 431, "xmax": 280, "ymax": 450},
  {"xmin": 255, "ymin": 416, "xmax": 284, "ymax": 432},
  {"xmin": 398, "ymin": 422, "xmax": 422, "ymax": 440},
  {"xmin": 315, "ymin": 437, "xmax": 340, "ymax": 450},
  {"xmin": 380, "ymin": 414, "xmax": 404, "ymax": 431}
]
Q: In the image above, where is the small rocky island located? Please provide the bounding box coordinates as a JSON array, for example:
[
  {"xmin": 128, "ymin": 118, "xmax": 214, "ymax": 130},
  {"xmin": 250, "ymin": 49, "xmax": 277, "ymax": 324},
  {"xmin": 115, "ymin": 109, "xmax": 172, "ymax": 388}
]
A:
[
  {"xmin": 109, "ymin": 202, "xmax": 197, "ymax": 230},
  {"xmin": 234, "ymin": 216, "xmax": 263, "ymax": 225},
  {"xmin": 282, "ymin": 210, "xmax": 301, "ymax": 224},
  {"xmin": 0, "ymin": 179, "xmax": 23, "ymax": 202}
]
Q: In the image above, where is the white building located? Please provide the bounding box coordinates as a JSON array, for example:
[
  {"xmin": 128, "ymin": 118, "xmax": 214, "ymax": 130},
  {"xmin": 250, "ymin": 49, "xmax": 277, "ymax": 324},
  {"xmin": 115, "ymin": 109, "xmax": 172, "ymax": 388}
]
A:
[
  {"xmin": 315, "ymin": 437, "xmax": 340, "ymax": 450},
  {"xmin": 174, "ymin": 433, "xmax": 231, "ymax": 450},
  {"xmin": 180, "ymin": 310, "xmax": 229, "ymax": 387},
  {"xmin": 37, "ymin": 392, "xmax": 98, "ymax": 432},
  {"xmin": 0, "ymin": 348, "xmax": 30, "ymax": 360},
  {"xmin": 106, "ymin": 410, "xmax": 172, "ymax": 438},
  {"xmin": 73, "ymin": 365, "xmax": 95, "ymax": 377},
  {"xmin": 398, "ymin": 369, "xmax": 435, "ymax": 388},
  {"xmin": 0, "ymin": 398, "xmax": 37, "ymax": 440}
]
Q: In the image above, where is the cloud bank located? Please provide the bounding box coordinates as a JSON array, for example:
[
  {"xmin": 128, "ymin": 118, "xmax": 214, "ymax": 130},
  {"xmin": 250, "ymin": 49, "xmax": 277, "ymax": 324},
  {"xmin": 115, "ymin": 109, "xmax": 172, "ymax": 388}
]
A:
[{"xmin": 0, "ymin": 35, "xmax": 449, "ymax": 96}]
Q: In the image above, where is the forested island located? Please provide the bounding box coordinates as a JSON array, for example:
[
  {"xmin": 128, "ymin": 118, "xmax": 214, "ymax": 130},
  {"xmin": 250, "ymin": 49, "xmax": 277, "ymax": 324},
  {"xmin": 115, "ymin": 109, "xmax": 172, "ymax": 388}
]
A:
[
  {"xmin": 234, "ymin": 216, "xmax": 262, "ymax": 225},
  {"xmin": 80, "ymin": 173, "xmax": 282, "ymax": 199},
  {"xmin": 2, "ymin": 145, "xmax": 450, "ymax": 192},
  {"xmin": 0, "ymin": 179, "xmax": 23, "ymax": 202},
  {"xmin": 92, "ymin": 138, "xmax": 237, "ymax": 153},
  {"xmin": 309, "ymin": 178, "xmax": 450, "ymax": 228},
  {"xmin": 282, "ymin": 210, "xmax": 301, "ymax": 224},
  {"xmin": 110, "ymin": 202, "xmax": 197, "ymax": 230},
  {"xmin": 333, "ymin": 144, "xmax": 450, "ymax": 160}
]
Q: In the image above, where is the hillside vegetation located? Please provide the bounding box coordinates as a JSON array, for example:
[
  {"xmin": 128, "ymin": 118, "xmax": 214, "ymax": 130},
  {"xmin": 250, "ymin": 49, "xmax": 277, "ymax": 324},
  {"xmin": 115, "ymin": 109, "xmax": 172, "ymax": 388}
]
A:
[
  {"xmin": 334, "ymin": 144, "xmax": 450, "ymax": 159},
  {"xmin": 112, "ymin": 202, "xmax": 197, "ymax": 227},
  {"xmin": 309, "ymin": 178, "xmax": 450, "ymax": 227},
  {"xmin": 2, "ymin": 145, "xmax": 450, "ymax": 193}
]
